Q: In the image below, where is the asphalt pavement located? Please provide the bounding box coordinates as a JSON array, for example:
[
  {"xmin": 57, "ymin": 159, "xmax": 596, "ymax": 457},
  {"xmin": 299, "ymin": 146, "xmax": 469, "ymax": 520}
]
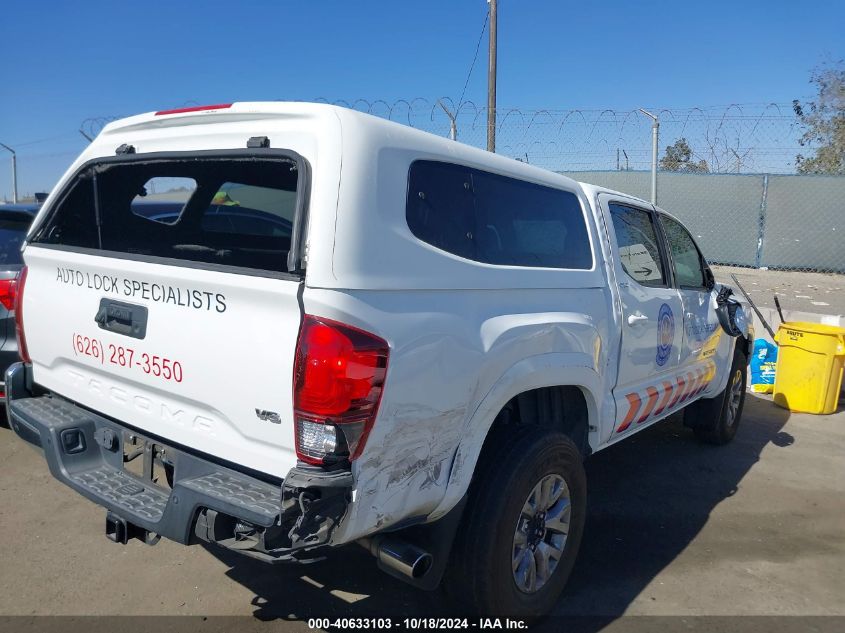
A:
[
  {"xmin": 1, "ymin": 392, "xmax": 843, "ymax": 632},
  {"xmin": 713, "ymin": 265, "xmax": 845, "ymax": 316}
]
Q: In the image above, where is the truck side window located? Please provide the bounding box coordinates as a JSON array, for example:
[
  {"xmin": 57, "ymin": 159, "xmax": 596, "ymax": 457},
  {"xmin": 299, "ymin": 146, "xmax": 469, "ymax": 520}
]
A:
[
  {"xmin": 407, "ymin": 160, "xmax": 592, "ymax": 269},
  {"xmin": 406, "ymin": 161, "xmax": 476, "ymax": 261},
  {"xmin": 660, "ymin": 215, "xmax": 706, "ymax": 289},
  {"xmin": 608, "ymin": 203, "xmax": 667, "ymax": 287},
  {"xmin": 472, "ymin": 170, "xmax": 592, "ymax": 269}
]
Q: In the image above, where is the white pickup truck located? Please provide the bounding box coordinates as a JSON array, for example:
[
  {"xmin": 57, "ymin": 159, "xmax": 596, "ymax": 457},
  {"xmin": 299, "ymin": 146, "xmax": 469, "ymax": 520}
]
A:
[{"xmin": 6, "ymin": 102, "xmax": 752, "ymax": 617}]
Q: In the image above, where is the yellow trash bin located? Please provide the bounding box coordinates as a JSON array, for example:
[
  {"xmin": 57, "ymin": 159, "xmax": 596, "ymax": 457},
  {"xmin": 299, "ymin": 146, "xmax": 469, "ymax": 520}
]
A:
[{"xmin": 773, "ymin": 322, "xmax": 845, "ymax": 414}]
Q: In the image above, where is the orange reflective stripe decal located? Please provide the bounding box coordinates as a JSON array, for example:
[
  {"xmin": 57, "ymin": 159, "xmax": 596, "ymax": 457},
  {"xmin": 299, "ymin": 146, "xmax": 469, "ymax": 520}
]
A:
[
  {"xmin": 696, "ymin": 366, "xmax": 711, "ymax": 395},
  {"xmin": 653, "ymin": 380, "xmax": 674, "ymax": 415},
  {"xmin": 692, "ymin": 369, "xmax": 710, "ymax": 396},
  {"xmin": 684, "ymin": 369, "xmax": 703, "ymax": 401},
  {"xmin": 697, "ymin": 362, "xmax": 715, "ymax": 394},
  {"xmin": 681, "ymin": 371, "xmax": 697, "ymax": 402},
  {"xmin": 636, "ymin": 386, "xmax": 660, "ymax": 424},
  {"xmin": 616, "ymin": 393, "xmax": 642, "ymax": 433},
  {"xmin": 668, "ymin": 375, "xmax": 687, "ymax": 409},
  {"xmin": 693, "ymin": 364, "xmax": 708, "ymax": 395}
]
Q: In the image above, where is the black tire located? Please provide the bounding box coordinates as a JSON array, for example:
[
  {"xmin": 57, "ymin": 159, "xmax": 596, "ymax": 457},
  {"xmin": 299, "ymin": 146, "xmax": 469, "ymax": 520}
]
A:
[
  {"xmin": 686, "ymin": 345, "xmax": 747, "ymax": 445},
  {"xmin": 444, "ymin": 428, "xmax": 586, "ymax": 618}
]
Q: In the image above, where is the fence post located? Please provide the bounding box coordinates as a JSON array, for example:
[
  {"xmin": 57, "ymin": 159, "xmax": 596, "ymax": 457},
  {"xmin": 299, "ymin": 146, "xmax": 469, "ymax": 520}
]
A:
[{"xmin": 755, "ymin": 174, "xmax": 769, "ymax": 268}]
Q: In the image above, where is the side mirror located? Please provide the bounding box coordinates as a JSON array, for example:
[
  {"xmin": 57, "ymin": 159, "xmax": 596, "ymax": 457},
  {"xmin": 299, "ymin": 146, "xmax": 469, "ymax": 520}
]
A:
[
  {"xmin": 704, "ymin": 266, "xmax": 716, "ymax": 291},
  {"xmin": 715, "ymin": 285, "xmax": 749, "ymax": 338}
]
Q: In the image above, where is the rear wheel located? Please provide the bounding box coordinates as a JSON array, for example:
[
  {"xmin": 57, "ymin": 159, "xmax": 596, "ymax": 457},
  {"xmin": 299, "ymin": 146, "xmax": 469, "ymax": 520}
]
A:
[
  {"xmin": 686, "ymin": 345, "xmax": 747, "ymax": 445},
  {"xmin": 444, "ymin": 428, "xmax": 586, "ymax": 618}
]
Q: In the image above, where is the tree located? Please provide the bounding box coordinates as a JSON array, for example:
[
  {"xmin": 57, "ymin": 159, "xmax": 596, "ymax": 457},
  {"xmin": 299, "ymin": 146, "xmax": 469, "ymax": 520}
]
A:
[
  {"xmin": 793, "ymin": 60, "xmax": 845, "ymax": 175},
  {"xmin": 659, "ymin": 138, "xmax": 709, "ymax": 173}
]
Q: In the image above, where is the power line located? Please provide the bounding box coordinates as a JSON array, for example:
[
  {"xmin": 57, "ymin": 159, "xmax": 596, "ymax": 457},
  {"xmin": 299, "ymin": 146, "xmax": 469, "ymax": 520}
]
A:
[
  {"xmin": 6, "ymin": 133, "xmax": 80, "ymax": 148},
  {"xmin": 458, "ymin": 9, "xmax": 489, "ymax": 109}
]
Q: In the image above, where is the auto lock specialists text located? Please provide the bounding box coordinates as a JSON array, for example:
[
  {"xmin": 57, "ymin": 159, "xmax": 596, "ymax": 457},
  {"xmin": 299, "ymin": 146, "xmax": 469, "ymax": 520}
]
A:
[{"xmin": 56, "ymin": 267, "xmax": 227, "ymax": 313}]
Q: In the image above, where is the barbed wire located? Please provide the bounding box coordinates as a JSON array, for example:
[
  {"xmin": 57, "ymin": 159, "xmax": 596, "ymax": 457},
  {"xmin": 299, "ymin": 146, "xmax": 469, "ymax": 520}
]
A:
[
  {"xmin": 80, "ymin": 116, "xmax": 119, "ymax": 141},
  {"xmin": 76, "ymin": 99, "xmax": 814, "ymax": 174},
  {"xmin": 3, "ymin": 99, "xmax": 839, "ymax": 273},
  {"xmin": 311, "ymin": 98, "xmax": 805, "ymax": 174}
]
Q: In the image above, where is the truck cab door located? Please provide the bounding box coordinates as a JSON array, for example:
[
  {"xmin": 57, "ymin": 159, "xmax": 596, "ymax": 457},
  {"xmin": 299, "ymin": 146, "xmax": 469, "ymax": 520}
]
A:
[
  {"xmin": 657, "ymin": 212, "xmax": 731, "ymax": 401},
  {"xmin": 602, "ymin": 197, "xmax": 684, "ymax": 440}
]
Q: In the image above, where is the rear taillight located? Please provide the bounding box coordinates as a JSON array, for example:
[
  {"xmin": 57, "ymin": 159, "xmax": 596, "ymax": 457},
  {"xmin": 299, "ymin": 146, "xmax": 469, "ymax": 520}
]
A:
[
  {"xmin": 293, "ymin": 315, "xmax": 389, "ymax": 465},
  {"xmin": 0, "ymin": 277, "xmax": 17, "ymax": 311},
  {"xmin": 15, "ymin": 266, "xmax": 30, "ymax": 363}
]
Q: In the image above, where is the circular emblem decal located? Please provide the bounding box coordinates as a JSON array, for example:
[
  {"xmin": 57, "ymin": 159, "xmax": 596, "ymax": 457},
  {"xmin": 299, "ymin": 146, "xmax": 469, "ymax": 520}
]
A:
[{"xmin": 656, "ymin": 303, "xmax": 675, "ymax": 366}]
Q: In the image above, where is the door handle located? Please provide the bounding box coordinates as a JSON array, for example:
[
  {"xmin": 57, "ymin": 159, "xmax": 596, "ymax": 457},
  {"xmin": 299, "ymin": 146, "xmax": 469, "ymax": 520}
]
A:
[{"xmin": 627, "ymin": 313, "xmax": 649, "ymax": 326}]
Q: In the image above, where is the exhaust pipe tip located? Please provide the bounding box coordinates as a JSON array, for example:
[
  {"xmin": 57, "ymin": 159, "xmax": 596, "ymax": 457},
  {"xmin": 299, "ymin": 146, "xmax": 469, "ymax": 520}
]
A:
[
  {"xmin": 361, "ymin": 536, "xmax": 433, "ymax": 580},
  {"xmin": 391, "ymin": 547, "xmax": 432, "ymax": 579},
  {"xmin": 413, "ymin": 555, "xmax": 433, "ymax": 578}
]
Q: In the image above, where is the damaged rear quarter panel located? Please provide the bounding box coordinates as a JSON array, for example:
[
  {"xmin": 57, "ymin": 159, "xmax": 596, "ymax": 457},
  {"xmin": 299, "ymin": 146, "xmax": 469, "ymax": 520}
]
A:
[{"xmin": 305, "ymin": 287, "xmax": 610, "ymax": 544}]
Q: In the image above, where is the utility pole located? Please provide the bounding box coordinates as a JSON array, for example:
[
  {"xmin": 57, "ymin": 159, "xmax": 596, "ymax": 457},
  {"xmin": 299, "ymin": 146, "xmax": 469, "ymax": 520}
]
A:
[
  {"xmin": 0, "ymin": 142, "xmax": 17, "ymax": 204},
  {"xmin": 638, "ymin": 109, "xmax": 659, "ymax": 205},
  {"xmin": 486, "ymin": 0, "xmax": 497, "ymax": 153}
]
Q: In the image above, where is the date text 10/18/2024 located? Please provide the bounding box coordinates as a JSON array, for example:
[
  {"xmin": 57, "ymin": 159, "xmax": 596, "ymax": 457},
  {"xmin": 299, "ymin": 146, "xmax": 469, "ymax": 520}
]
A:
[{"xmin": 307, "ymin": 618, "xmax": 528, "ymax": 630}]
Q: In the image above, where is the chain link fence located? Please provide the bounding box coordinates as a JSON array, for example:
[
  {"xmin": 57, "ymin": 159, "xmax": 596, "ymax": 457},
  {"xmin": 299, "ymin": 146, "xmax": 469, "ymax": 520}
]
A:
[
  {"xmin": 316, "ymin": 99, "xmax": 804, "ymax": 174},
  {"xmin": 561, "ymin": 171, "xmax": 844, "ymax": 274},
  {"xmin": 314, "ymin": 98, "xmax": 842, "ymax": 274},
  {"xmin": 8, "ymin": 99, "xmax": 842, "ymax": 274},
  {"xmin": 78, "ymin": 99, "xmax": 806, "ymax": 174}
]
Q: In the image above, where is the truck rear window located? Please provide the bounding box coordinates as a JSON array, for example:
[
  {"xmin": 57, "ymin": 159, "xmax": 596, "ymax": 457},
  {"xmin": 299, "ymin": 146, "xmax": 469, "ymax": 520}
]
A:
[{"xmin": 31, "ymin": 155, "xmax": 303, "ymax": 274}]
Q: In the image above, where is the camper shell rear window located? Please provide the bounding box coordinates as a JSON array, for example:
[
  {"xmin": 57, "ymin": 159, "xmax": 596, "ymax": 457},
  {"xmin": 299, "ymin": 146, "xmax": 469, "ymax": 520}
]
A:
[{"xmin": 30, "ymin": 151, "xmax": 308, "ymax": 276}]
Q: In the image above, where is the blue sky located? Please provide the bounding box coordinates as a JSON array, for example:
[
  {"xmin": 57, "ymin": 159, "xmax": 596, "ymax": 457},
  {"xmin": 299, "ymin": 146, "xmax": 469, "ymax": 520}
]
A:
[{"xmin": 1, "ymin": 0, "xmax": 842, "ymax": 199}]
